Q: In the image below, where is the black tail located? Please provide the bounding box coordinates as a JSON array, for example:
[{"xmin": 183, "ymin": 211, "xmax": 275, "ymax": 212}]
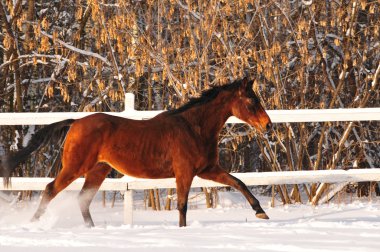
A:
[{"xmin": 0, "ymin": 119, "xmax": 75, "ymax": 187}]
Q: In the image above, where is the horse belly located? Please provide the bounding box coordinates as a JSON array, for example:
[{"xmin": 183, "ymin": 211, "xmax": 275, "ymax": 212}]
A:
[
  {"xmin": 99, "ymin": 133, "xmax": 175, "ymax": 179},
  {"xmin": 113, "ymin": 155, "xmax": 174, "ymax": 179}
]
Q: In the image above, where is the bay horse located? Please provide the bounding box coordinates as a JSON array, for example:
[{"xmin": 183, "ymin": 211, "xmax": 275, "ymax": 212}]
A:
[{"xmin": 0, "ymin": 78, "xmax": 272, "ymax": 227}]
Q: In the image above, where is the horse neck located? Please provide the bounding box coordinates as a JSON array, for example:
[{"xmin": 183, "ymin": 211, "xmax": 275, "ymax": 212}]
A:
[{"xmin": 180, "ymin": 92, "xmax": 233, "ymax": 141}]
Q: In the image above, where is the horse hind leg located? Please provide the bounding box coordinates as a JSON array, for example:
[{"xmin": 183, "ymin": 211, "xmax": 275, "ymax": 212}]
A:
[
  {"xmin": 78, "ymin": 163, "xmax": 112, "ymax": 227},
  {"xmin": 176, "ymin": 174, "xmax": 194, "ymax": 227},
  {"xmin": 31, "ymin": 168, "xmax": 83, "ymax": 222}
]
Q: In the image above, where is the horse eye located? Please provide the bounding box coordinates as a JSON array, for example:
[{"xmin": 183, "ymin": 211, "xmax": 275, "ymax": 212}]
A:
[
  {"xmin": 243, "ymin": 98, "xmax": 251, "ymax": 103},
  {"xmin": 247, "ymin": 98, "xmax": 255, "ymax": 104}
]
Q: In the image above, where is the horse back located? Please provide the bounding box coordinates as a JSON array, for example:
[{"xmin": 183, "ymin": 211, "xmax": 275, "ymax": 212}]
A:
[{"xmin": 63, "ymin": 113, "xmax": 213, "ymax": 179}]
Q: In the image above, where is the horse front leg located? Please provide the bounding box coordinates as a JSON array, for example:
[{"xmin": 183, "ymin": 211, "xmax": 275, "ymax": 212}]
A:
[
  {"xmin": 175, "ymin": 175, "xmax": 194, "ymax": 227},
  {"xmin": 198, "ymin": 165, "xmax": 269, "ymax": 219}
]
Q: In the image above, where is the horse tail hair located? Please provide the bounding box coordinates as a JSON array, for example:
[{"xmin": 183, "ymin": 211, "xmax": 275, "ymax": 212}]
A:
[{"xmin": 1, "ymin": 119, "xmax": 76, "ymax": 187}]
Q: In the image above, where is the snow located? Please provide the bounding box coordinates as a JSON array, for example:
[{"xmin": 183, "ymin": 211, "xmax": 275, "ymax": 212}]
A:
[
  {"xmin": 9, "ymin": 130, "xmax": 20, "ymax": 151},
  {"xmin": 0, "ymin": 191, "xmax": 380, "ymax": 252}
]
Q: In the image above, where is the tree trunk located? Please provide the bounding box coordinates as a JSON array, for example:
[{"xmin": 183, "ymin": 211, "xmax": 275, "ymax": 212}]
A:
[
  {"xmin": 149, "ymin": 189, "xmax": 156, "ymax": 210},
  {"xmin": 165, "ymin": 188, "xmax": 173, "ymax": 210},
  {"xmin": 203, "ymin": 187, "xmax": 212, "ymax": 208},
  {"xmin": 154, "ymin": 189, "xmax": 161, "ymax": 211}
]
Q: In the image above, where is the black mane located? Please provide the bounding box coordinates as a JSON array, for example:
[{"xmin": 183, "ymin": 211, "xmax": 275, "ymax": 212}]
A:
[{"xmin": 169, "ymin": 79, "xmax": 244, "ymax": 114}]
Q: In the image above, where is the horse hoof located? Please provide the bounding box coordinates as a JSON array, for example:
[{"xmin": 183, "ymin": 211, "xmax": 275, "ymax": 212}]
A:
[
  {"xmin": 85, "ymin": 223, "xmax": 95, "ymax": 228},
  {"xmin": 256, "ymin": 213, "xmax": 269, "ymax": 219}
]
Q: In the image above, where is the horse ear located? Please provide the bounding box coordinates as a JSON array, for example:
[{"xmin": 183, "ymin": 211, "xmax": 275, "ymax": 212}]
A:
[
  {"xmin": 241, "ymin": 77, "xmax": 253, "ymax": 91},
  {"xmin": 242, "ymin": 77, "xmax": 249, "ymax": 86}
]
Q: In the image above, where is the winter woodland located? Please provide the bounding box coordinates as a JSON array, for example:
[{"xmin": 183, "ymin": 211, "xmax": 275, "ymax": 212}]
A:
[{"xmin": 0, "ymin": 0, "xmax": 379, "ymax": 206}]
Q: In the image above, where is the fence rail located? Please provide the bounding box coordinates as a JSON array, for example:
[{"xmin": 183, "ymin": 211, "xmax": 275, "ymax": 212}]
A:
[
  {"xmin": 0, "ymin": 108, "xmax": 379, "ymax": 125},
  {"xmin": 0, "ymin": 94, "xmax": 379, "ymax": 125},
  {"xmin": 1, "ymin": 169, "xmax": 380, "ymax": 191},
  {"xmin": 1, "ymin": 169, "xmax": 380, "ymax": 224}
]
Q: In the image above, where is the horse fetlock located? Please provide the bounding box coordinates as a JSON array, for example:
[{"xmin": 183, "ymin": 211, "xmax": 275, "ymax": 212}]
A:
[
  {"xmin": 178, "ymin": 211, "xmax": 187, "ymax": 227},
  {"xmin": 84, "ymin": 218, "xmax": 95, "ymax": 228}
]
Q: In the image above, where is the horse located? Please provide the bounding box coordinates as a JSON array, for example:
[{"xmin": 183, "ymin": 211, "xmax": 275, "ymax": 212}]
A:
[{"xmin": 0, "ymin": 78, "xmax": 272, "ymax": 227}]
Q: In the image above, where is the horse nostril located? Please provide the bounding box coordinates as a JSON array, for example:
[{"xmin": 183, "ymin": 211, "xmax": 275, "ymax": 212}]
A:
[{"xmin": 266, "ymin": 122, "xmax": 272, "ymax": 131}]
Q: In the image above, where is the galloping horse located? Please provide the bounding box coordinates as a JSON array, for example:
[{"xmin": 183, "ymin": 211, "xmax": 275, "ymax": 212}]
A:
[{"xmin": 0, "ymin": 78, "xmax": 272, "ymax": 227}]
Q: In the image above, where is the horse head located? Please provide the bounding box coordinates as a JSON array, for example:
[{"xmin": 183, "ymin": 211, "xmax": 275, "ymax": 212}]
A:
[{"xmin": 231, "ymin": 78, "xmax": 272, "ymax": 133}]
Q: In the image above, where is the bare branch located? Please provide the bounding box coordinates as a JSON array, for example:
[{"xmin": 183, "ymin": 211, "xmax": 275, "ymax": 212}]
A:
[{"xmin": 40, "ymin": 31, "xmax": 112, "ymax": 67}]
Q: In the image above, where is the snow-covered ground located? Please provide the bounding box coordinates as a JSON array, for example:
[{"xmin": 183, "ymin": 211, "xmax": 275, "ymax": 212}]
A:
[{"xmin": 1, "ymin": 190, "xmax": 380, "ymax": 252}]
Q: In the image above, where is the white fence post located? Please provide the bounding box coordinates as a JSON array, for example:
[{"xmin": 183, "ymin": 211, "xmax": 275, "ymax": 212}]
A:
[
  {"xmin": 124, "ymin": 189, "xmax": 134, "ymax": 225},
  {"xmin": 124, "ymin": 93, "xmax": 135, "ymax": 110}
]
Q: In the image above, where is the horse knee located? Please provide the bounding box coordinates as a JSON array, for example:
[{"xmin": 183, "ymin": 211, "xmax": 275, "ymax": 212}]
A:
[
  {"xmin": 78, "ymin": 191, "xmax": 91, "ymax": 209},
  {"xmin": 43, "ymin": 181, "xmax": 57, "ymax": 198},
  {"xmin": 177, "ymin": 200, "xmax": 188, "ymax": 212},
  {"xmin": 177, "ymin": 201, "xmax": 188, "ymax": 218}
]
